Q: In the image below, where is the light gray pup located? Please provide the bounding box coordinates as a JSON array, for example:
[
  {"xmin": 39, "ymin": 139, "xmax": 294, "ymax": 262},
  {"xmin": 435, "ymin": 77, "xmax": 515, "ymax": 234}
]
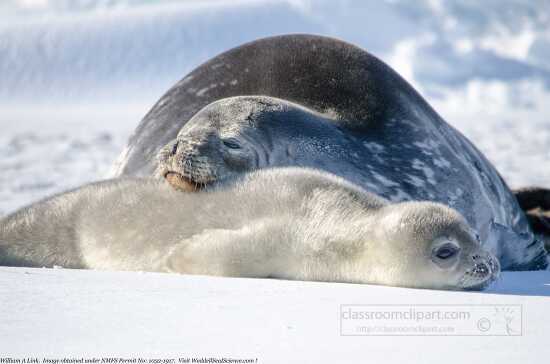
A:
[{"xmin": 0, "ymin": 168, "xmax": 499, "ymax": 290}]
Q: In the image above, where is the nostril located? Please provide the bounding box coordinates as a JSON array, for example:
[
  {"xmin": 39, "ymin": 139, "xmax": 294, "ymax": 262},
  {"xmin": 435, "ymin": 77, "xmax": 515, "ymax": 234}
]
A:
[
  {"xmin": 472, "ymin": 262, "xmax": 489, "ymax": 276},
  {"xmin": 171, "ymin": 141, "xmax": 180, "ymax": 156},
  {"xmin": 472, "ymin": 254, "xmax": 480, "ymax": 261}
]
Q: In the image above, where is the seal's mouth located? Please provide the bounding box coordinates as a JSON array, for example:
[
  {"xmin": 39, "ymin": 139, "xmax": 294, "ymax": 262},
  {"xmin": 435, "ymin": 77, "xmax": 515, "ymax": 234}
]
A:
[
  {"xmin": 461, "ymin": 275, "xmax": 496, "ymax": 291},
  {"xmin": 164, "ymin": 171, "xmax": 206, "ymax": 192}
]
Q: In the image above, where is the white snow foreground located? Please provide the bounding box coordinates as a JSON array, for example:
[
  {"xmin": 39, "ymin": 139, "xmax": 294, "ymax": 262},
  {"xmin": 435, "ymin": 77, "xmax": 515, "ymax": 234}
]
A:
[{"xmin": 0, "ymin": 267, "xmax": 549, "ymax": 362}]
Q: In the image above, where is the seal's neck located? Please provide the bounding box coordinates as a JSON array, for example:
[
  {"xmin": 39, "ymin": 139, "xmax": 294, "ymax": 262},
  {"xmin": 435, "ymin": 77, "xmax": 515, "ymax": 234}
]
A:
[{"xmin": 267, "ymin": 216, "xmax": 376, "ymax": 284}]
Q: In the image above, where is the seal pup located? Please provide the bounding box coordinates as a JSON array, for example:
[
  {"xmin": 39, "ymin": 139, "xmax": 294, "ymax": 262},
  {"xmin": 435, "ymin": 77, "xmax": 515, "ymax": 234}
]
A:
[
  {"xmin": 110, "ymin": 34, "xmax": 547, "ymax": 271},
  {"xmin": 0, "ymin": 168, "xmax": 499, "ymax": 290}
]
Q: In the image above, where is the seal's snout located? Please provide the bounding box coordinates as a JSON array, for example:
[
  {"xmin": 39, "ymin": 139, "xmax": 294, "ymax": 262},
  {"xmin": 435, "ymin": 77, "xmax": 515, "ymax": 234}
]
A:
[
  {"xmin": 156, "ymin": 138, "xmax": 212, "ymax": 192},
  {"xmin": 461, "ymin": 252, "xmax": 500, "ymax": 291},
  {"xmin": 157, "ymin": 139, "xmax": 179, "ymax": 168},
  {"xmin": 471, "ymin": 260, "xmax": 490, "ymax": 278}
]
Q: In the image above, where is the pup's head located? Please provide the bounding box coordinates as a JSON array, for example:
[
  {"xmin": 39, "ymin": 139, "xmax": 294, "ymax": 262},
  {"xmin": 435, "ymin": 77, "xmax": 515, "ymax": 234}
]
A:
[{"xmin": 365, "ymin": 201, "xmax": 499, "ymax": 290}]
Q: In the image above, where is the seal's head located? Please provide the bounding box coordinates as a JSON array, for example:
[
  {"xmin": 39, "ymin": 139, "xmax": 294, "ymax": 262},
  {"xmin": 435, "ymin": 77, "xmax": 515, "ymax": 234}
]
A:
[
  {"xmin": 156, "ymin": 96, "xmax": 341, "ymax": 191},
  {"xmin": 157, "ymin": 97, "xmax": 280, "ymax": 191},
  {"xmin": 365, "ymin": 201, "xmax": 500, "ymax": 290}
]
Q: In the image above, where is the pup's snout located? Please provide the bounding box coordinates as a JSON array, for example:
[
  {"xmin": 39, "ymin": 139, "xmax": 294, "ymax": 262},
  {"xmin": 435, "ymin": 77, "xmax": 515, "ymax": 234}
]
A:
[
  {"xmin": 471, "ymin": 261, "xmax": 490, "ymax": 277},
  {"xmin": 461, "ymin": 251, "xmax": 501, "ymax": 290},
  {"xmin": 473, "ymin": 252, "xmax": 500, "ymax": 278}
]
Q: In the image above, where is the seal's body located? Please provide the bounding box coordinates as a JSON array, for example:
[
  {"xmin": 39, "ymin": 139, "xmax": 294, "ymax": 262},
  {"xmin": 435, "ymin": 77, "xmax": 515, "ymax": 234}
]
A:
[
  {"xmin": 0, "ymin": 168, "xmax": 499, "ymax": 290},
  {"xmin": 110, "ymin": 35, "xmax": 546, "ymax": 271}
]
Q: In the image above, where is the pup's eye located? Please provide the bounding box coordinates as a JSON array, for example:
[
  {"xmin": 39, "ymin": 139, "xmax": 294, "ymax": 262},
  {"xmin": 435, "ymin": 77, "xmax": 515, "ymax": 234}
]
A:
[
  {"xmin": 434, "ymin": 243, "xmax": 460, "ymax": 260},
  {"xmin": 222, "ymin": 139, "xmax": 241, "ymax": 149}
]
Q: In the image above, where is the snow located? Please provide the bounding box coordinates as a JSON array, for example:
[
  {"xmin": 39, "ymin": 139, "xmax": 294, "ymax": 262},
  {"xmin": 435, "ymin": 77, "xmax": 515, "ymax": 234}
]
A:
[
  {"xmin": 1, "ymin": 267, "xmax": 549, "ymax": 360},
  {"xmin": 1, "ymin": 0, "xmax": 550, "ymax": 360}
]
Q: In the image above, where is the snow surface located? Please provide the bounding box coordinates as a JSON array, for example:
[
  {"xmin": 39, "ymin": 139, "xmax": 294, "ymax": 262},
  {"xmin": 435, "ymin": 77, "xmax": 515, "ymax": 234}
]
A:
[
  {"xmin": 1, "ymin": 0, "xmax": 550, "ymax": 360},
  {"xmin": 1, "ymin": 267, "xmax": 549, "ymax": 360}
]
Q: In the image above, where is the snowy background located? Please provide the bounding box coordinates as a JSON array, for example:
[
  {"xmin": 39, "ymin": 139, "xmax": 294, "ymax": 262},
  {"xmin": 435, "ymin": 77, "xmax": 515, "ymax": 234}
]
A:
[
  {"xmin": 2, "ymin": 0, "xmax": 550, "ymax": 214},
  {"xmin": 1, "ymin": 0, "xmax": 550, "ymax": 360}
]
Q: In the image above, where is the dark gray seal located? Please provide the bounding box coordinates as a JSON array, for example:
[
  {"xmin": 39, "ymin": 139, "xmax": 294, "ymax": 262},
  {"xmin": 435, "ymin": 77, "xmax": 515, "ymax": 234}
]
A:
[{"xmin": 110, "ymin": 34, "xmax": 547, "ymax": 271}]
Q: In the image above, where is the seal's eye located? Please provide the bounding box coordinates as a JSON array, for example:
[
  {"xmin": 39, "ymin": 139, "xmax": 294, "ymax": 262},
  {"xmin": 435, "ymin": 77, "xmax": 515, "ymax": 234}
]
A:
[
  {"xmin": 434, "ymin": 243, "xmax": 460, "ymax": 260},
  {"xmin": 222, "ymin": 139, "xmax": 241, "ymax": 149}
]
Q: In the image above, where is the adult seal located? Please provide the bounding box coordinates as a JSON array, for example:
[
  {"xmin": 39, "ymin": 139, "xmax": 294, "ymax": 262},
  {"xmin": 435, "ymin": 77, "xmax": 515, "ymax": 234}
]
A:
[
  {"xmin": 110, "ymin": 34, "xmax": 547, "ymax": 271},
  {"xmin": 0, "ymin": 168, "xmax": 500, "ymax": 291}
]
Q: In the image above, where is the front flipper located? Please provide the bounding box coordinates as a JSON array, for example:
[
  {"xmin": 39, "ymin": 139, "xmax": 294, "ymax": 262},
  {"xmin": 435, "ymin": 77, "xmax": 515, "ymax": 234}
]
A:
[
  {"xmin": 514, "ymin": 187, "xmax": 550, "ymax": 250},
  {"xmin": 163, "ymin": 222, "xmax": 281, "ymax": 278}
]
